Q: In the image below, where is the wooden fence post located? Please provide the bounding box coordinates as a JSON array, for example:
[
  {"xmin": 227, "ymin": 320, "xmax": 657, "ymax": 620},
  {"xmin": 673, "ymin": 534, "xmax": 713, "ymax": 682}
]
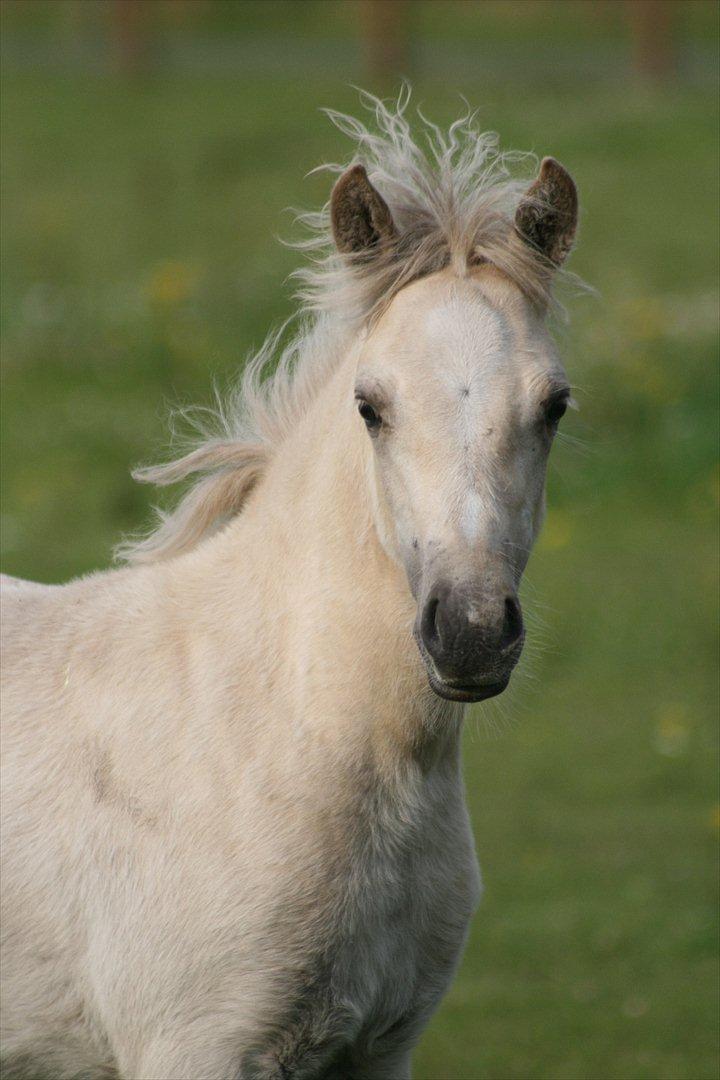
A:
[
  {"xmin": 113, "ymin": 0, "xmax": 149, "ymax": 75},
  {"xmin": 628, "ymin": 0, "xmax": 678, "ymax": 82},
  {"xmin": 360, "ymin": 0, "xmax": 411, "ymax": 81}
]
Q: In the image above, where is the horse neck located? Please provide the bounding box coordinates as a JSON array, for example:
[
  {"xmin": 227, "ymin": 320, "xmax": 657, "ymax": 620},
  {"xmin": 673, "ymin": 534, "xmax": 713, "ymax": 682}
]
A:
[{"xmin": 184, "ymin": 342, "xmax": 462, "ymax": 775}]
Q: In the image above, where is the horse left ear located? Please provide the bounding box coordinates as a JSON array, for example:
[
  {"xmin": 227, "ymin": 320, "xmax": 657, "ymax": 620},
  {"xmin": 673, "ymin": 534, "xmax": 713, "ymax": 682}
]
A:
[
  {"xmin": 331, "ymin": 164, "xmax": 397, "ymax": 255},
  {"xmin": 515, "ymin": 157, "xmax": 578, "ymax": 267}
]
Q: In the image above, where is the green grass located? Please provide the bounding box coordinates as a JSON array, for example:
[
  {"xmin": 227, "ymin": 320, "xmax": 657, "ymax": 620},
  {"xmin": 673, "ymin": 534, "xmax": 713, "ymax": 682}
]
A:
[{"xmin": 1, "ymin": 10, "xmax": 718, "ymax": 1079}]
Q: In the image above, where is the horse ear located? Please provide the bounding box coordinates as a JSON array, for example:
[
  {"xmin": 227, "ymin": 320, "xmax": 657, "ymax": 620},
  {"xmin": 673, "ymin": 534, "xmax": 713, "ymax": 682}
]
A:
[
  {"xmin": 515, "ymin": 157, "xmax": 578, "ymax": 267},
  {"xmin": 331, "ymin": 164, "xmax": 397, "ymax": 255}
]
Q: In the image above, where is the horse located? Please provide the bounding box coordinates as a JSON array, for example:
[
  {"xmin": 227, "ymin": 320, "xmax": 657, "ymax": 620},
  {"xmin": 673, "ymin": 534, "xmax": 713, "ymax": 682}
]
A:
[{"xmin": 0, "ymin": 94, "xmax": 579, "ymax": 1080}]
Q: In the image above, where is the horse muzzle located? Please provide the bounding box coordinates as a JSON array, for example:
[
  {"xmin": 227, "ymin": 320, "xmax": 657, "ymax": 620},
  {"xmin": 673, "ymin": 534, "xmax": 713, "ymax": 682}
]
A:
[{"xmin": 414, "ymin": 580, "xmax": 524, "ymax": 703}]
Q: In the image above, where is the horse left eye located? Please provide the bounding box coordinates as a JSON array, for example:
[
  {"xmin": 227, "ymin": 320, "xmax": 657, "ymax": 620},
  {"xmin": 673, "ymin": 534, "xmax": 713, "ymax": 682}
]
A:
[
  {"xmin": 545, "ymin": 397, "xmax": 567, "ymax": 428},
  {"xmin": 358, "ymin": 401, "xmax": 382, "ymax": 431}
]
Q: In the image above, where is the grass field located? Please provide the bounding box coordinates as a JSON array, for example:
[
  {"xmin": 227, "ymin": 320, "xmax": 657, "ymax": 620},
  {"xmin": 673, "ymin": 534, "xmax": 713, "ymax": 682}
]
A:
[{"xmin": 1, "ymin": 5, "xmax": 718, "ymax": 1078}]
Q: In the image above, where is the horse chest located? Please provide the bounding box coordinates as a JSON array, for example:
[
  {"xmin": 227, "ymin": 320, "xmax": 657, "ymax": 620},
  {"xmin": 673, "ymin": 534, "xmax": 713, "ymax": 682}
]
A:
[
  {"xmin": 341, "ymin": 814, "xmax": 480, "ymax": 1019},
  {"xmin": 246, "ymin": 785, "xmax": 481, "ymax": 1075}
]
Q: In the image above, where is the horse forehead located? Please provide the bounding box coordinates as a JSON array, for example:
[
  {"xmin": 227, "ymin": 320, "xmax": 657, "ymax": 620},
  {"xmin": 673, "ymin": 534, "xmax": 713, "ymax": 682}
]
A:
[
  {"xmin": 423, "ymin": 292, "xmax": 509, "ymax": 358},
  {"xmin": 409, "ymin": 292, "xmax": 526, "ymax": 409},
  {"xmin": 378, "ymin": 274, "xmax": 559, "ymax": 398},
  {"xmin": 387, "ymin": 271, "xmax": 502, "ymax": 332},
  {"xmin": 424, "ymin": 289, "xmax": 566, "ymax": 397}
]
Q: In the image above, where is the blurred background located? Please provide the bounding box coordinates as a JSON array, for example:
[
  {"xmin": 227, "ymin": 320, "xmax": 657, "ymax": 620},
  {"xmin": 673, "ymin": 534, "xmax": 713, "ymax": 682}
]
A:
[{"xmin": 1, "ymin": 2, "xmax": 718, "ymax": 1078}]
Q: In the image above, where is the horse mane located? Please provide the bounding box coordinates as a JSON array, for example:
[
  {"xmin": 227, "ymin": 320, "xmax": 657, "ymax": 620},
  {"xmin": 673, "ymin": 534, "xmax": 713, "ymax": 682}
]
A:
[{"xmin": 118, "ymin": 89, "xmax": 558, "ymax": 565}]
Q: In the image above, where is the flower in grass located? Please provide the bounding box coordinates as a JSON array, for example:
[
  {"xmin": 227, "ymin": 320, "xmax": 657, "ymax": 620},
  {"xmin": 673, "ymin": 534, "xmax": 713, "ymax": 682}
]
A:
[
  {"xmin": 539, "ymin": 509, "xmax": 573, "ymax": 551},
  {"xmin": 653, "ymin": 703, "xmax": 690, "ymax": 757},
  {"xmin": 147, "ymin": 260, "xmax": 198, "ymax": 306}
]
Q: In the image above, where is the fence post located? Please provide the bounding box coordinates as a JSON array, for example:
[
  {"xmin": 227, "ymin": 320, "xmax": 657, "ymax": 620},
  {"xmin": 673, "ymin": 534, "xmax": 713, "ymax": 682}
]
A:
[
  {"xmin": 628, "ymin": 0, "xmax": 677, "ymax": 82},
  {"xmin": 113, "ymin": 0, "xmax": 149, "ymax": 75},
  {"xmin": 360, "ymin": 0, "xmax": 411, "ymax": 81}
]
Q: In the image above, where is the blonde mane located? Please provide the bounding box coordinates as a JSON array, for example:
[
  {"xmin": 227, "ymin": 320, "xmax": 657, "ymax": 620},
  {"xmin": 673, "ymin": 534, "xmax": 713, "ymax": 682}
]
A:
[{"xmin": 119, "ymin": 89, "xmax": 558, "ymax": 565}]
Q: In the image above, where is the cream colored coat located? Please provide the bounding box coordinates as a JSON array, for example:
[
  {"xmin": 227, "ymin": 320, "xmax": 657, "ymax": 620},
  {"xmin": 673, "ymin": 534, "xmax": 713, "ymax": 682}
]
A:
[
  {"xmin": 1, "ymin": 95, "xmax": 579, "ymax": 1079},
  {"xmin": 1, "ymin": 341, "xmax": 480, "ymax": 1079}
]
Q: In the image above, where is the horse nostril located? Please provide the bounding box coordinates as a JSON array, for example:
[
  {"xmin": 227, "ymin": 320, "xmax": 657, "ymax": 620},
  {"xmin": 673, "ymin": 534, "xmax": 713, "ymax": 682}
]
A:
[
  {"xmin": 421, "ymin": 595, "xmax": 441, "ymax": 651},
  {"xmin": 500, "ymin": 596, "xmax": 523, "ymax": 650}
]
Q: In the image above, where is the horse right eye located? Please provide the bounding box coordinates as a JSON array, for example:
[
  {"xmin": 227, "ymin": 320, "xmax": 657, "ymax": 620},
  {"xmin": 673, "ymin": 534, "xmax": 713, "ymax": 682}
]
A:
[{"xmin": 358, "ymin": 401, "xmax": 382, "ymax": 432}]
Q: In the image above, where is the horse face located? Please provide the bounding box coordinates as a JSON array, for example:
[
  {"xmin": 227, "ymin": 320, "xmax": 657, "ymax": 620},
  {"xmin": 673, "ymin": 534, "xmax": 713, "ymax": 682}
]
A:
[
  {"xmin": 332, "ymin": 156, "xmax": 577, "ymax": 703},
  {"xmin": 354, "ymin": 268, "xmax": 571, "ymax": 703}
]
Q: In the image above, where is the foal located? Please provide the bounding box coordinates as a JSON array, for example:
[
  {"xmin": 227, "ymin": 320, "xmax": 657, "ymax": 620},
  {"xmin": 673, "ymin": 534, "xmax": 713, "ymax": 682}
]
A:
[{"xmin": 0, "ymin": 99, "xmax": 579, "ymax": 1079}]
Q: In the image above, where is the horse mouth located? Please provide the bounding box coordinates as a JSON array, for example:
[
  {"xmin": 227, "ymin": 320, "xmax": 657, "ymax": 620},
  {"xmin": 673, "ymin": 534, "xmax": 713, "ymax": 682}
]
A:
[
  {"xmin": 413, "ymin": 631, "xmax": 513, "ymax": 703},
  {"xmin": 426, "ymin": 669, "xmax": 510, "ymax": 703}
]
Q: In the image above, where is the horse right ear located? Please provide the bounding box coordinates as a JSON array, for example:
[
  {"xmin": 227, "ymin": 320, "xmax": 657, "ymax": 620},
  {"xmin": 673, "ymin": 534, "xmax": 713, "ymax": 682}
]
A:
[{"xmin": 331, "ymin": 164, "xmax": 397, "ymax": 255}]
